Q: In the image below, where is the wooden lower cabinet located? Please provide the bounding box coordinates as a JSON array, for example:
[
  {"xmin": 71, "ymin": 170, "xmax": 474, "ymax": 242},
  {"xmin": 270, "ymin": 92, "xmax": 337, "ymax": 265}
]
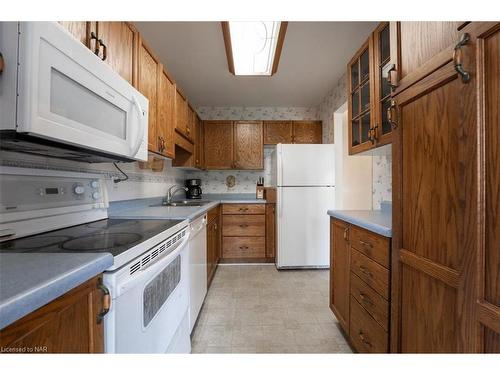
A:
[
  {"xmin": 330, "ymin": 218, "xmax": 391, "ymax": 353},
  {"xmin": 0, "ymin": 275, "xmax": 106, "ymax": 353},
  {"xmin": 221, "ymin": 204, "xmax": 275, "ymax": 263},
  {"xmin": 206, "ymin": 206, "xmax": 221, "ymax": 288},
  {"xmin": 330, "ymin": 219, "xmax": 351, "ymax": 332}
]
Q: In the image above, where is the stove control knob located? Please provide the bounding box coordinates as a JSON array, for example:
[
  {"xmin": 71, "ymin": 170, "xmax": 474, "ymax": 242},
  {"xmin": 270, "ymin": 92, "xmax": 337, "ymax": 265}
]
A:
[
  {"xmin": 92, "ymin": 192, "xmax": 101, "ymax": 200},
  {"xmin": 90, "ymin": 180, "xmax": 100, "ymax": 189},
  {"xmin": 74, "ymin": 185, "xmax": 85, "ymax": 195}
]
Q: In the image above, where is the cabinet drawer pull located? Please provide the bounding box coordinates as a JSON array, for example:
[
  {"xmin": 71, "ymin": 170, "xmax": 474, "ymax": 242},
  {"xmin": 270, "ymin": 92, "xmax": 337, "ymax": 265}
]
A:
[
  {"xmin": 359, "ymin": 292, "xmax": 373, "ymax": 305},
  {"xmin": 239, "ymin": 245, "xmax": 249, "ymax": 250},
  {"xmin": 90, "ymin": 31, "xmax": 100, "ymax": 55},
  {"xmin": 98, "ymin": 38, "xmax": 107, "ymax": 61},
  {"xmin": 343, "ymin": 227, "xmax": 349, "ymax": 240},
  {"xmin": 359, "ymin": 240, "xmax": 373, "ymax": 249},
  {"xmin": 239, "ymin": 207, "xmax": 249, "ymax": 212},
  {"xmin": 358, "ymin": 331, "xmax": 372, "ymax": 347},
  {"xmin": 0, "ymin": 52, "xmax": 4, "ymax": 75},
  {"xmin": 359, "ymin": 265, "xmax": 372, "ymax": 277},
  {"xmin": 239, "ymin": 224, "xmax": 248, "ymax": 228}
]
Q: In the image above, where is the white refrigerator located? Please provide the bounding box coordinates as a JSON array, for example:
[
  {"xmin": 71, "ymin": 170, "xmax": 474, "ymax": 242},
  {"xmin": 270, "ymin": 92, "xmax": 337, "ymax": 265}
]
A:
[{"xmin": 271, "ymin": 144, "xmax": 336, "ymax": 269}]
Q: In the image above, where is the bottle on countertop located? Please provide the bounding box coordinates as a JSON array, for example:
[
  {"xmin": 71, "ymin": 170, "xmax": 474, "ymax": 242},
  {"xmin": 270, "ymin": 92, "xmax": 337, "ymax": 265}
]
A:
[{"xmin": 256, "ymin": 177, "xmax": 264, "ymax": 199}]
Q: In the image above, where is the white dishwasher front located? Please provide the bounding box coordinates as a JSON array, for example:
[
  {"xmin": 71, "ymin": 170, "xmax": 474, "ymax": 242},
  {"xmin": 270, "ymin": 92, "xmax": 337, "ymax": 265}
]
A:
[{"xmin": 188, "ymin": 213, "xmax": 207, "ymax": 332}]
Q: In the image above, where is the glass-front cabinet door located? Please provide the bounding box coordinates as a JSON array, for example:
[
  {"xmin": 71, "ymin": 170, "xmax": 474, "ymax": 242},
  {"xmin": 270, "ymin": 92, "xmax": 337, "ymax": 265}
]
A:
[
  {"xmin": 373, "ymin": 22, "xmax": 394, "ymax": 146},
  {"xmin": 348, "ymin": 37, "xmax": 375, "ymax": 155}
]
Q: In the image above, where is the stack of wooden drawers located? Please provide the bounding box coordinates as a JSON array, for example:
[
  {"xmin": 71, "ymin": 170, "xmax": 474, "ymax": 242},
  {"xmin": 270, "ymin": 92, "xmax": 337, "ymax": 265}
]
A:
[
  {"xmin": 348, "ymin": 226, "xmax": 390, "ymax": 353},
  {"xmin": 221, "ymin": 204, "xmax": 266, "ymax": 260}
]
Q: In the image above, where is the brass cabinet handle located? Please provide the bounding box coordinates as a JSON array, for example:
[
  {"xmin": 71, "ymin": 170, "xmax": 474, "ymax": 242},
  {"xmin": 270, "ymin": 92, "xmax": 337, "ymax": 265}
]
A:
[
  {"xmin": 453, "ymin": 33, "xmax": 470, "ymax": 83},
  {"xmin": 97, "ymin": 281, "xmax": 111, "ymax": 323},
  {"xmin": 359, "ymin": 240, "xmax": 373, "ymax": 249},
  {"xmin": 359, "ymin": 292, "xmax": 373, "ymax": 305},
  {"xmin": 359, "ymin": 331, "xmax": 372, "ymax": 347},
  {"xmin": 90, "ymin": 31, "xmax": 100, "ymax": 55},
  {"xmin": 0, "ymin": 52, "xmax": 4, "ymax": 75},
  {"xmin": 239, "ymin": 207, "xmax": 249, "ymax": 212},
  {"xmin": 387, "ymin": 99, "xmax": 397, "ymax": 129},
  {"xmin": 239, "ymin": 224, "xmax": 248, "ymax": 228},
  {"xmin": 386, "ymin": 63, "xmax": 398, "ymax": 89},
  {"xmin": 359, "ymin": 265, "xmax": 372, "ymax": 277},
  {"xmin": 343, "ymin": 227, "xmax": 349, "ymax": 241},
  {"xmin": 239, "ymin": 245, "xmax": 249, "ymax": 250},
  {"xmin": 98, "ymin": 38, "xmax": 107, "ymax": 61}
]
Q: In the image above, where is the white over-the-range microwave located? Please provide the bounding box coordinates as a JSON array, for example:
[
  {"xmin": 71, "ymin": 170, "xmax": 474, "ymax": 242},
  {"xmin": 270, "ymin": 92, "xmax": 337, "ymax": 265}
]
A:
[{"xmin": 0, "ymin": 22, "xmax": 149, "ymax": 162}]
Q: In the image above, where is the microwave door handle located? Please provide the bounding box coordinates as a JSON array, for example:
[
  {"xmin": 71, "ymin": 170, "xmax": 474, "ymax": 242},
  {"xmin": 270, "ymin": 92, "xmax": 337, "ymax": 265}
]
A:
[{"xmin": 131, "ymin": 95, "xmax": 146, "ymax": 157}]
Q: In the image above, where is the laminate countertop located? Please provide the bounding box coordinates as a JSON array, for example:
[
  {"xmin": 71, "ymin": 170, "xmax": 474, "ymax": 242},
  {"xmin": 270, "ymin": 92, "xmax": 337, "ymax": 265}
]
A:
[
  {"xmin": 327, "ymin": 202, "xmax": 392, "ymax": 238},
  {"xmin": 108, "ymin": 194, "xmax": 266, "ymax": 221},
  {"xmin": 0, "ymin": 253, "xmax": 113, "ymax": 330}
]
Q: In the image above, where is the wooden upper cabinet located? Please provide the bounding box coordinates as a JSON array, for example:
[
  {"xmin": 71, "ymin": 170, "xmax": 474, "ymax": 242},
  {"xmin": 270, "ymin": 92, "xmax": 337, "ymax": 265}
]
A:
[
  {"xmin": 137, "ymin": 37, "xmax": 159, "ymax": 153},
  {"xmin": 348, "ymin": 36, "xmax": 375, "ymax": 154},
  {"xmin": 157, "ymin": 67, "xmax": 176, "ymax": 158},
  {"xmin": 194, "ymin": 115, "xmax": 204, "ymax": 169},
  {"xmin": 187, "ymin": 105, "xmax": 195, "ymax": 142},
  {"xmin": 233, "ymin": 121, "xmax": 264, "ymax": 169},
  {"xmin": 58, "ymin": 22, "xmax": 137, "ymax": 85},
  {"xmin": 204, "ymin": 121, "xmax": 234, "ymax": 169},
  {"xmin": 330, "ymin": 219, "xmax": 350, "ymax": 332},
  {"xmin": 373, "ymin": 22, "xmax": 393, "ymax": 147},
  {"xmin": 292, "ymin": 121, "xmax": 322, "ymax": 144},
  {"xmin": 390, "ymin": 22, "xmax": 462, "ymax": 86},
  {"xmin": 95, "ymin": 22, "xmax": 138, "ymax": 85},
  {"xmin": 175, "ymin": 90, "xmax": 190, "ymax": 140},
  {"xmin": 264, "ymin": 121, "xmax": 293, "ymax": 144},
  {"xmin": 58, "ymin": 21, "xmax": 91, "ymax": 46}
]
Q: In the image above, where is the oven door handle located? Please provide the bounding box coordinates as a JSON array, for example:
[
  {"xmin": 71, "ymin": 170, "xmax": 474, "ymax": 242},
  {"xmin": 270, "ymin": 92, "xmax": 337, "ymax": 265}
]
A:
[{"xmin": 115, "ymin": 234, "xmax": 189, "ymax": 298}]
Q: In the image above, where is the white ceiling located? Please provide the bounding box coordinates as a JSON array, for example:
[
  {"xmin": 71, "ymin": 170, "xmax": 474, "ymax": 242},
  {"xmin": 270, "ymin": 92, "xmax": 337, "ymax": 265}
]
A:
[{"xmin": 135, "ymin": 22, "xmax": 378, "ymax": 107}]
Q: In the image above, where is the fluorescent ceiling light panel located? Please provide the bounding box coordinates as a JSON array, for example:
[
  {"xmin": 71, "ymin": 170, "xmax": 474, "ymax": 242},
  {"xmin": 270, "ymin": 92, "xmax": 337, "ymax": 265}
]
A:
[{"xmin": 227, "ymin": 21, "xmax": 283, "ymax": 76}]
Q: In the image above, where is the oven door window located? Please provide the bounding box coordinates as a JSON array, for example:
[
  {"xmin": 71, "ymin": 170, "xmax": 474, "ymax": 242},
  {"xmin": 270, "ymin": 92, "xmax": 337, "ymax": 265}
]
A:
[{"xmin": 143, "ymin": 255, "xmax": 181, "ymax": 327}]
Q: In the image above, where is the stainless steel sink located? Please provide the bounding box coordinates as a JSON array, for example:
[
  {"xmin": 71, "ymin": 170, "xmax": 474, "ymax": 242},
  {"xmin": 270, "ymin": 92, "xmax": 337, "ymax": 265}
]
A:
[{"xmin": 149, "ymin": 200, "xmax": 211, "ymax": 207}]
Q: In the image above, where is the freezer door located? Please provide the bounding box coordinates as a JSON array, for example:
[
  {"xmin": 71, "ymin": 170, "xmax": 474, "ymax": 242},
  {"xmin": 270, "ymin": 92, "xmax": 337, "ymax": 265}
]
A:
[
  {"xmin": 277, "ymin": 186, "xmax": 334, "ymax": 268},
  {"xmin": 277, "ymin": 144, "xmax": 335, "ymax": 186}
]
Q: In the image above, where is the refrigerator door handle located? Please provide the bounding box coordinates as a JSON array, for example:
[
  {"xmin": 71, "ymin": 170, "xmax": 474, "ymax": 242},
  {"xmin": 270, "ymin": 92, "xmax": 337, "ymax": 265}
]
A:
[{"xmin": 278, "ymin": 187, "xmax": 283, "ymax": 218}]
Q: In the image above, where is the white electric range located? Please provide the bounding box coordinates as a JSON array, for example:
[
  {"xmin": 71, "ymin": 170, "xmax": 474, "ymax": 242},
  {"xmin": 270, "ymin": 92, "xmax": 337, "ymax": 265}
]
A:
[{"xmin": 0, "ymin": 167, "xmax": 191, "ymax": 353}]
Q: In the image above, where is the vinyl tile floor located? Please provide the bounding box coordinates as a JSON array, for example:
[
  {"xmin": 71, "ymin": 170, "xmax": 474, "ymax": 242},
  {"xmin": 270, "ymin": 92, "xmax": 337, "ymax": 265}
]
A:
[{"xmin": 191, "ymin": 264, "xmax": 353, "ymax": 354}]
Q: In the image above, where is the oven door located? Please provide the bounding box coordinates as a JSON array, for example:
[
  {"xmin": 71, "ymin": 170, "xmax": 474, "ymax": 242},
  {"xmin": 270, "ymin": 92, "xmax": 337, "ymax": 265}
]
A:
[
  {"xmin": 103, "ymin": 236, "xmax": 190, "ymax": 353},
  {"xmin": 16, "ymin": 22, "xmax": 148, "ymax": 161}
]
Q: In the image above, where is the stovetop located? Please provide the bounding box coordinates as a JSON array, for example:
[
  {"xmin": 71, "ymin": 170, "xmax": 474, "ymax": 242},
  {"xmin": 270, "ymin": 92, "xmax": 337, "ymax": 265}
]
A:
[{"xmin": 0, "ymin": 218, "xmax": 185, "ymax": 257}]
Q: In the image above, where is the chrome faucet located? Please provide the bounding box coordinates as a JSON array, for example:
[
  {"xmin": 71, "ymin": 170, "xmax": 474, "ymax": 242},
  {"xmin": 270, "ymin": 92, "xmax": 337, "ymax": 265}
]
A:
[{"xmin": 164, "ymin": 184, "xmax": 188, "ymax": 204}]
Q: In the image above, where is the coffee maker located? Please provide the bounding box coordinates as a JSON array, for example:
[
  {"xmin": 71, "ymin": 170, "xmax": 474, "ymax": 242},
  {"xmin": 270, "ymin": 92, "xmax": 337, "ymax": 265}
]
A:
[{"xmin": 185, "ymin": 179, "xmax": 202, "ymax": 199}]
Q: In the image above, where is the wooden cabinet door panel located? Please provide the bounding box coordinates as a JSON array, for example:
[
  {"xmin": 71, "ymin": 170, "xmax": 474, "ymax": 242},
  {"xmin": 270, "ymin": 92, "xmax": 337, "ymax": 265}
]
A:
[
  {"xmin": 58, "ymin": 21, "xmax": 90, "ymax": 46},
  {"xmin": 264, "ymin": 121, "xmax": 293, "ymax": 144},
  {"xmin": 233, "ymin": 121, "xmax": 263, "ymax": 169},
  {"xmin": 0, "ymin": 276, "xmax": 104, "ymax": 353},
  {"xmin": 175, "ymin": 90, "xmax": 189, "ymax": 138},
  {"xmin": 392, "ymin": 26, "xmax": 478, "ymax": 352},
  {"xmin": 391, "ymin": 22, "xmax": 461, "ymax": 88},
  {"xmin": 350, "ymin": 225, "xmax": 390, "ymax": 268},
  {"xmin": 204, "ymin": 121, "xmax": 233, "ymax": 169},
  {"xmin": 222, "ymin": 204, "xmax": 266, "ymax": 215},
  {"xmin": 222, "ymin": 236, "xmax": 265, "ymax": 259},
  {"xmin": 265, "ymin": 204, "xmax": 276, "ymax": 258},
  {"xmin": 330, "ymin": 219, "xmax": 350, "ymax": 332},
  {"xmin": 194, "ymin": 115, "xmax": 204, "ymax": 168},
  {"xmin": 350, "ymin": 296, "xmax": 388, "ymax": 353},
  {"xmin": 97, "ymin": 22, "xmax": 137, "ymax": 85},
  {"xmin": 222, "ymin": 215, "xmax": 266, "ymax": 237},
  {"xmin": 476, "ymin": 22, "xmax": 500, "ymax": 353},
  {"xmin": 137, "ymin": 38, "xmax": 159, "ymax": 153},
  {"xmin": 158, "ymin": 68, "xmax": 176, "ymax": 158},
  {"xmin": 292, "ymin": 121, "xmax": 322, "ymax": 144}
]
